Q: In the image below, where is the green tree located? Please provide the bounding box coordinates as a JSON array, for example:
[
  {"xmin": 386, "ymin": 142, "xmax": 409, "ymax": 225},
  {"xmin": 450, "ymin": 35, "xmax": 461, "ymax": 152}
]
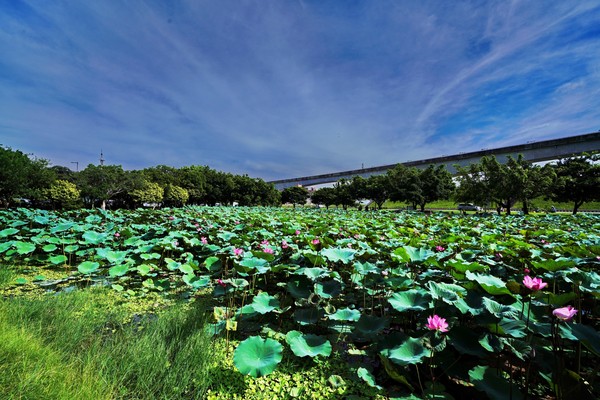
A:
[
  {"xmin": 281, "ymin": 186, "xmax": 309, "ymax": 208},
  {"xmin": 164, "ymin": 184, "xmax": 189, "ymax": 207},
  {"xmin": 417, "ymin": 165, "xmax": 455, "ymax": 212},
  {"xmin": 0, "ymin": 146, "xmax": 54, "ymax": 208},
  {"xmin": 387, "ymin": 164, "xmax": 422, "ymax": 210},
  {"xmin": 130, "ymin": 180, "xmax": 164, "ymax": 208},
  {"xmin": 549, "ymin": 154, "xmax": 600, "ymax": 214},
  {"xmin": 332, "ymin": 179, "xmax": 355, "ymax": 210},
  {"xmin": 311, "ymin": 187, "xmax": 337, "ymax": 209},
  {"xmin": 176, "ymin": 166, "xmax": 206, "ymax": 205},
  {"xmin": 76, "ymin": 164, "xmax": 128, "ymax": 209},
  {"xmin": 45, "ymin": 180, "xmax": 80, "ymax": 210}
]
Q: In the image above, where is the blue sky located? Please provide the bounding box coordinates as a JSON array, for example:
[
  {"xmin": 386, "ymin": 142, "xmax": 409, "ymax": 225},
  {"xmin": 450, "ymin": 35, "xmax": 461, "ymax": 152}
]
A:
[{"xmin": 1, "ymin": 1, "xmax": 600, "ymax": 181}]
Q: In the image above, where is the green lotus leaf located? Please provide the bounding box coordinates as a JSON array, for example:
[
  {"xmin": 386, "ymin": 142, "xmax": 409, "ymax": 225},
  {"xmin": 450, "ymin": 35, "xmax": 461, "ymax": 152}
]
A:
[
  {"xmin": 388, "ymin": 289, "xmax": 432, "ymax": 312},
  {"xmin": 77, "ymin": 261, "xmax": 100, "ymax": 275},
  {"xmin": 182, "ymin": 273, "xmax": 210, "ymax": 289},
  {"xmin": 15, "ymin": 277, "xmax": 28, "ymax": 285},
  {"xmin": 479, "ymin": 333, "xmax": 504, "ymax": 353},
  {"xmin": 465, "ymin": 270, "xmax": 512, "ymax": 296},
  {"xmin": 328, "ymin": 375, "xmax": 345, "ymax": 388},
  {"xmin": 449, "ymin": 326, "xmax": 488, "ymax": 357},
  {"xmin": 570, "ymin": 323, "xmax": 600, "ymax": 355},
  {"xmin": 251, "ymin": 292, "xmax": 280, "ymax": 314},
  {"xmin": 446, "ymin": 259, "xmax": 487, "ymax": 274},
  {"xmin": 64, "ymin": 244, "xmax": 79, "ymax": 253},
  {"xmin": 0, "ymin": 228, "xmax": 19, "ymax": 238},
  {"xmin": 233, "ymin": 336, "xmax": 283, "ymax": 377},
  {"xmin": 393, "ymin": 246, "xmax": 435, "ymax": 263},
  {"xmin": 48, "ymin": 254, "xmax": 68, "ymax": 265},
  {"xmin": 165, "ymin": 258, "xmax": 181, "ymax": 271},
  {"xmin": 380, "ymin": 336, "xmax": 430, "ymax": 366},
  {"xmin": 239, "ymin": 257, "xmax": 270, "ymax": 274},
  {"xmin": 203, "ymin": 256, "xmax": 221, "ymax": 271},
  {"xmin": 547, "ymin": 292, "xmax": 578, "ymax": 307},
  {"xmin": 287, "ymin": 276, "xmax": 312, "ymax": 299},
  {"xmin": 314, "ymin": 279, "xmax": 343, "ymax": 299},
  {"xmin": 328, "ymin": 307, "xmax": 361, "ymax": 322},
  {"xmin": 496, "ymin": 318, "xmax": 527, "ymax": 338},
  {"xmin": 50, "ymin": 222, "xmax": 76, "ymax": 233},
  {"xmin": 300, "ymin": 267, "xmax": 329, "ymax": 281},
  {"xmin": 140, "ymin": 252, "xmax": 161, "ymax": 260},
  {"xmin": 357, "ymin": 367, "xmax": 382, "ymax": 390},
  {"xmin": 294, "ymin": 307, "xmax": 324, "ymax": 325},
  {"xmin": 286, "ymin": 330, "xmax": 332, "ymax": 358},
  {"xmin": 104, "ymin": 250, "xmax": 129, "ymax": 264},
  {"xmin": 469, "ymin": 365, "xmax": 524, "ymax": 400},
  {"xmin": 109, "ymin": 263, "xmax": 129, "ymax": 277},
  {"xmin": 137, "ymin": 264, "xmax": 152, "ymax": 276},
  {"xmin": 14, "ymin": 241, "xmax": 36, "ymax": 255},
  {"xmin": 179, "ymin": 263, "xmax": 194, "ymax": 274},
  {"xmin": 355, "ymin": 314, "xmax": 388, "ymax": 336},
  {"xmin": 82, "ymin": 231, "xmax": 108, "ymax": 245},
  {"xmin": 428, "ymin": 281, "xmax": 467, "ymax": 304},
  {"xmin": 0, "ymin": 241, "xmax": 14, "ymax": 253},
  {"xmin": 321, "ymin": 247, "xmax": 357, "ymax": 264},
  {"xmin": 482, "ymin": 297, "xmax": 518, "ymax": 319},
  {"xmin": 42, "ymin": 244, "xmax": 57, "ymax": 252},
  {"xmin": 111, "ymin": 284, "xmax": 124, "ymax": 292},
  {"xmin": 531, "ymin": 258, "xmax": 576, "ymax": 272},
  {"xmin": 303, "ymin": 251, "xmax": 326, "ymax": 266},
  {"xmin": 353, "ymin": 261, "xmax": 380, "ymax": 275}
]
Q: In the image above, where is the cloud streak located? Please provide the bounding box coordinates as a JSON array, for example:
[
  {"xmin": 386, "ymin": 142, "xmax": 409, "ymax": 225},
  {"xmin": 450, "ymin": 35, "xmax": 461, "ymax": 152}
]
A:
[{"xmin": 1, "ymin": 0, "xmax": 599, "ymax": 180}]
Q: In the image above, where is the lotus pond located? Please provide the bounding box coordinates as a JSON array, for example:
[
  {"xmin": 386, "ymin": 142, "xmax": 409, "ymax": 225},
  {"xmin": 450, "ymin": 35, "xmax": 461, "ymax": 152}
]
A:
[{"xmin": 1, "ymin": 207, "xmax": 599, "ymax": 399}]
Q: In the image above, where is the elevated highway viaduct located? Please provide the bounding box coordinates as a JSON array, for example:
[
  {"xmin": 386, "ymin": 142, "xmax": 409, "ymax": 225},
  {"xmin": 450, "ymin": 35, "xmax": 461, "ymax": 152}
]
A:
[{"xmin": 269, "ymin": 131, "xmax": 600, "ymax": 190}]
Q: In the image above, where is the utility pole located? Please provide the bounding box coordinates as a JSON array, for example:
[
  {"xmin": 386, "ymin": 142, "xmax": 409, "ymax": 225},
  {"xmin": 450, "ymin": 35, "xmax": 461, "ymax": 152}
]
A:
[
  {"xmin": 71, "ymin": 161, "xmax": 79, "ymax": 171},
  {"xmin": 100, "ymin": 150, "xmax": 105, "ymax": 166}
]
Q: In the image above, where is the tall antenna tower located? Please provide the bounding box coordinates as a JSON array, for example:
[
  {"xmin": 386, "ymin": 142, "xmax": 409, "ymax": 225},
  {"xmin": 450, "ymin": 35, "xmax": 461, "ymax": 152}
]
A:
[{"xmin": 100, "ymin": 149, "xmax": 105, "ymax": 166}]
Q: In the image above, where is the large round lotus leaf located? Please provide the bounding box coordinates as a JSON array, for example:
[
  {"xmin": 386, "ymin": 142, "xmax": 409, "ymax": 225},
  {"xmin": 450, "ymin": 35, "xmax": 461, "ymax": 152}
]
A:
[
  {"xmin": 48, "ymin": 254, "xmax": 68, "ymax": 265},
  {"xmin": 321, "ymin": 247, "xmax": 356, "ymax": 264},
  {"xmin": 0, "ymin": 241, "xmax": 14, "ymax": 254},
  {"xmin": 357, "ymin": 367, "xmax": 382, "ymax": 390},
  {"xmin": 286, "ymin": 330, "xmax": 332, "ymax": 358},
  {"xmin": 50, "ymin": 222, "xmax": 76, "ymax": 233},
  {"xmin": 301, "ymin": 267, "xmax": 329, "ymax": 281},
  {"xmin": 137, "ymin": 264, "xmax": 152, "ymax": 276},
  {"xmin": 77, "ymin": 261, "xmax": 100, "ymax": 275},
  {"xmin": 179, "ymin": 263, "xmax": 194, "ymax": 274},
  {"xmin": 14, "ymin": 241, "xmax": 36, "ymax": 255},
  {"xmin": 287, "ymin": 277, "xmax": 311, "ymax": 299},
  {"xmin": 251, "ymin": 292, "xmax": 280, "ymax": 314},
  {"xmin": 328, "ymin": 307, "xmax": 361, "ymax": 322},
  {"xmin": 380, "ymin": 336, "xmax": 430, "ymax": 366},
  {"xmin": 355, "ymin": 314, "xmax": 388, "ymax": 335},
  {"xmin": 109, "ymin": 263, "xmax": 129, "ymax": 277},
  {"xmin": 531, "ymin": 258, "xmax": 576, "ymax": 272},
  {"xmin": 294, "ymin": 307, "xmax": 324, "ymax": 325},
  {"xmin": 42, "ymin": 244, "xmax": 57, "ymax": 252},
  {"xmin": 427, "ymin": 281, "xmax": 467, "ymax": 303},
  {"xmin": 0, "ymin": 228, "xmax": 19, "ymax": 238},
  {"xmin": 233, "ymin": 336, "xmax": 283, "ymax": 377},
  {"xmin": 465, "ymin": 270, "xmax": 512, "ymax": 296},
  {"xmin": 388, "ymin": 289, "xmax": 432, "ymax": 312},
  {"xmin": 239, "ymin": 257, "xmax": 270, "ymax": 273},
  {"xmin": 469, "ymin": 365, "xmax": 524, "ymax": 400},
  {"xmin": 314, "ymin": 279, "xmax": 343, "ymax": 299},
  {"xmin": 353, "ymin": 261, "xmax": 379, "ymax": 275},
  {"xmin": 82, "ymin": 231, "xmax": 108, "ymax": 245},
  {"xmin": 183, "ymin": 273, "xmax": 210, "ymax": 289},
  {"xmin": 393, "ymin": 246, "xmax": 435, "ymax": 263},
  {"xmin": 104, "ymin": 250, "xmax": 129, "ymax": 264}
]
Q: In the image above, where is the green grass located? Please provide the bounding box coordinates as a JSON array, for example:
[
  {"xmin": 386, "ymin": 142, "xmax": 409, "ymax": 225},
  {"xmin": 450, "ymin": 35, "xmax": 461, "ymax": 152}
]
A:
[
  {"xmin": 0, "ymin": 287, "xmax": 215, "ymax": 399},
  {"xmin": 382, "ymin": 197, "xmax": 600, "ymax": 211}
]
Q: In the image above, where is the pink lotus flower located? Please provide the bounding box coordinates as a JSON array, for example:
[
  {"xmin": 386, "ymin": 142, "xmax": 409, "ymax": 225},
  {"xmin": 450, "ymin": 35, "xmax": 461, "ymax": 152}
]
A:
[
  {"xmin": 234, "ymin": 248, "xmax": 244, "ymax": 256},
  {"xmin": 201, "ymin": 237, "xmax": 208, "ymax": 245},
  {"xmin": 426, "ymin": 315, "xmax": 449, "ymax": 332},
  {"xmin": 114, "ymin": 232, "xmax": 120, "ymax": 238},
  {"xmin": 295, "ymin": 230, "xmax": 301, "ymax": 235},
  {"xmin": 381, "ymin": 270, "xmax": 389, "ymax": 276},
  {"xmin": 312, "ymin": 238, "xmax": 320, "ymax": 245},
  {"xmin": 261, "ymin": 240, "xmax": 270, "ymax": 246},
  {"xmin": 523, "ymin": 268, "xmax": 530, "ymax": 275},
  {"xmin": 281, "ymin": 240, "xmax": 289, "ymax": 249},
  {"xmin": 523, "ymin": 275, "xmax": 547, "ymax": 291},
  {"xmin": 263, "ymin": 247, "xmax": 274, "ymax": 254},
  {"xmin": 169, "ymin": 216, "xmax": 175, "ymax": 221},
  {"xmin": 435, "ymin": 245, "xmax": 445, "ymax": 252},
  {"xmin": 553, "ymin": 305, "xmax": 577, "ymax": 321},
  {"xmin": 217, "ymin": 279, "xmax": 227, "ymax": 288}
]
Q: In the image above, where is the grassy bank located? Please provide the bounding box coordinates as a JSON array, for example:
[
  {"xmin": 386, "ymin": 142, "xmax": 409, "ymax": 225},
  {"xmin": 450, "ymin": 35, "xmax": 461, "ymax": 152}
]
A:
[{"xmin": 0, "ymin": 285, "xmax": 215, "ymax": 400}]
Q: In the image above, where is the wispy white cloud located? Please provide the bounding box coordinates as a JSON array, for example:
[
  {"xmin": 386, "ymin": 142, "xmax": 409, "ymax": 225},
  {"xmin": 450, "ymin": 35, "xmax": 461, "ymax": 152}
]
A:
[{"xmin": 1, "ymin": 0, "xmax": 599, "ymax": 180}]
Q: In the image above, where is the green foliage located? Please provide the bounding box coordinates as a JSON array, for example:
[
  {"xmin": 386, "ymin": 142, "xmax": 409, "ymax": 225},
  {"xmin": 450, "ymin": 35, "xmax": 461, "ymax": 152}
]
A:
[
  {"xmin": 44, "ymin": 179, "xmax": 81, "ymax": 209},
  {"xmin": 164, "ymin": 184, "xmax": 189, "ymax": 206},
  {"xmin": 281, "ymin": 186, "xmax": 309, "ymax": 207},
  {"xmin": 233, "ymin": 336, "xmax": 283, "ymax": 377},
  {"xmin": 130, "ymin": 179, "xmax": 164, "ymax": 206},
  {"xmin": 550, "ymin": 153, "xmax": 600, "ymax": 214},
  {"xmin": 0, "ymin": 146, "xmax": 54, "ymax": 207}
]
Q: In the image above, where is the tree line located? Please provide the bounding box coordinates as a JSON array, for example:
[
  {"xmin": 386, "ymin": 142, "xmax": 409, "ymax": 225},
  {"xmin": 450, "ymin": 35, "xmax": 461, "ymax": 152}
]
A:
[
  {"xmin": 0, "ymin": 146, "xmax": 280, "ymax": 209},
  {"xmin": 2, "ymin": 145, "xmax": 598, "ymax": 214},
  {"xmin": 283, "ymin": 153, "xmax": 600, "ymax": 215}
]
